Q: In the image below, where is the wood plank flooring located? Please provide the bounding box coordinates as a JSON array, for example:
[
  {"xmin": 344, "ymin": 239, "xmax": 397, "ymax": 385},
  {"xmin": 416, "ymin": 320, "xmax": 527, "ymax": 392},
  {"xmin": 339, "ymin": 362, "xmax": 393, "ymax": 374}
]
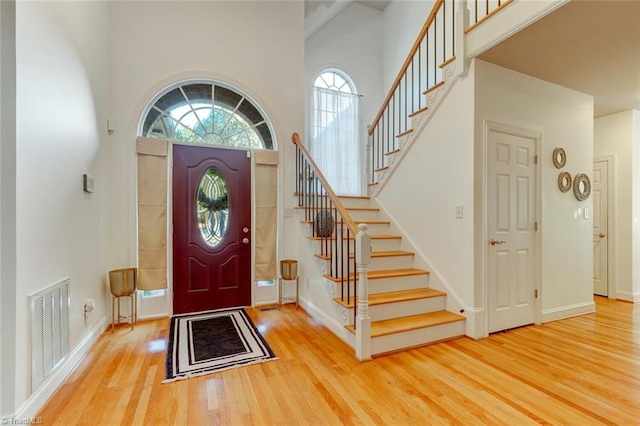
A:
[{"xmin": 38, "ymin": 297, "xmax": 639, "ymax": 425}]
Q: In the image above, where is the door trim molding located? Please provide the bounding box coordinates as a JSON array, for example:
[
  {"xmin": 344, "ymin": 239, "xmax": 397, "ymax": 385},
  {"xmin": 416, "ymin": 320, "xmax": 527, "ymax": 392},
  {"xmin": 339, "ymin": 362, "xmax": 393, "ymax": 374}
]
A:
[
  {"xmin": 594, "ymin": 154, "xmax": 616, "ymax": 299},
  {"xmin": 482, "ymin": 120, "xmax": 542, "ymax": 336}
]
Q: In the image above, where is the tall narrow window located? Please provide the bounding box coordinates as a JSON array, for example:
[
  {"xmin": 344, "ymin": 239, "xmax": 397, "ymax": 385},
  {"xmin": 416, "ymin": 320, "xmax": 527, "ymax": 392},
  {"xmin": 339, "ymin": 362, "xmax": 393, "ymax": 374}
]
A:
[{"xmin": 311, "ymin": 70, "xmax": 361, "ymax": 195}]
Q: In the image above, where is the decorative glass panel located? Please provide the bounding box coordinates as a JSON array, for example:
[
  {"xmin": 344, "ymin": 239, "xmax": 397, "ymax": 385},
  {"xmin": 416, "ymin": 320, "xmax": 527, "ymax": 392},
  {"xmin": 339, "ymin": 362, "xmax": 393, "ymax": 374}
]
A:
[
  {"xmin": 197, "ymin": 168, "xmax": 229, "ymax": 248},
  {"xmin": 141, "ymin": 82, "xmax": 273, "ymax": 149}
]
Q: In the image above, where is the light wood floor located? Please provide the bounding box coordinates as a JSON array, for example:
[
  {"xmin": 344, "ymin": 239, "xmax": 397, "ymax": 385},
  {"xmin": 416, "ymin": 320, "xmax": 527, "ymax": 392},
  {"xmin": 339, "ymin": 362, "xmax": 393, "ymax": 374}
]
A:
[{"xmin": 38, "ymin": 297, "xmax": 639, "ymax": 425}]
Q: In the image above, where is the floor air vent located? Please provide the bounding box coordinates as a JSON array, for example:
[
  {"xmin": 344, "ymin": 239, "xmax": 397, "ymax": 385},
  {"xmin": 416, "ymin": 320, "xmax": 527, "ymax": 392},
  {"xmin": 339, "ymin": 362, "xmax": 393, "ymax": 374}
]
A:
[{"xmin": 29, "ymin": 278, "xmax": 70, "ymax": 393}]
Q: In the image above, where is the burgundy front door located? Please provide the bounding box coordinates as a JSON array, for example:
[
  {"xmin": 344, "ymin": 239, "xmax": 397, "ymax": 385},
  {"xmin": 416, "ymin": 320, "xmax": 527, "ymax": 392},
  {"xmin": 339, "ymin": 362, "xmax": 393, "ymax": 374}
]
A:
[{"xmin": 173, "ymin": 145, "xmax": 251, "ymax": 314}]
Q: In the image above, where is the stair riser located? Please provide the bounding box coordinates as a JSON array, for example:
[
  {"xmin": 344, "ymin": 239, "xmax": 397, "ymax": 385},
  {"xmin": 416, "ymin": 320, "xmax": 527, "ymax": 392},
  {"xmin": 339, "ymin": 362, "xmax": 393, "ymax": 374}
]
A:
[
  {"xmin": 371, "ymin": 239, "xmax": 402, "ymax": 252},
  {"xmin": 315, "ymin": 252, "xmax": 411, "ymax": 272},
  {"xmin": 339, "ymin": 198, "xmax": 373, "ymax": 209},
  {"xmin": 342, "ymin": 296, "xmax": 447, "ymax": 323},
  {"xmin": 355, "ymin": 223, "xmax": 390, "ymax": 234},
  {"xmin": 366, "ymin": 255, "xmax": 415, "ymax": 271},
  {"xmin": 367, "ymin": 274, "xmax": 429, "ymax": 294},
  {"xmin": 322, "ymin": 238, "xmax": 401, "ymax": 252},
  {"xmin": 332, "ymin": 274, "xmax": 430, "ymax": 298},
  {"xmin": 369, "ymin": 297, "xmax": 446, "ymax": 322},
  {"xmin": 348, "ymin": 210, "xmax": 382, "ymax": 222},
  {"xmin": 371, "ymin": 320, "xmax": 465, "ymax": 355},
  {"xmin": 307, "ymin": 232, "xmax": 400, "ymax": 253}
]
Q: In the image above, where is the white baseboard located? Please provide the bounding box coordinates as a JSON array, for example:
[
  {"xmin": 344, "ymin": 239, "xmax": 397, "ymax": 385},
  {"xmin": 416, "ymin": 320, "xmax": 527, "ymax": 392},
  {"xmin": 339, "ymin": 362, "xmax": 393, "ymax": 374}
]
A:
[
  {"xmin": 615, "ymin": 290, "xmax": 640, "ymax": 303},
  {"xmin": 542, "ymin": 301, "xmax": 595, "ymax": 323},
  {"xmin": 11, "ymin": 317, "xmax": 108, "ymax": 421},
  {"xmin": 137, "ymin": 314, "xmax": 170, "ymax": 321},
  {"xmin": 462, "ymin": 307, "xmax": 485, "ymax": 339}
]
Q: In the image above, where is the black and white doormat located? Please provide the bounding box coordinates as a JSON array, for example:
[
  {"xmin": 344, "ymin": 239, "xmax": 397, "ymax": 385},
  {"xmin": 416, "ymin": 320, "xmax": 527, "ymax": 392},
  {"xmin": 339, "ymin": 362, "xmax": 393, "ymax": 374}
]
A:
[{"xmin": 164, "ymin": 307, "xmax": 276, "ymax": 383}]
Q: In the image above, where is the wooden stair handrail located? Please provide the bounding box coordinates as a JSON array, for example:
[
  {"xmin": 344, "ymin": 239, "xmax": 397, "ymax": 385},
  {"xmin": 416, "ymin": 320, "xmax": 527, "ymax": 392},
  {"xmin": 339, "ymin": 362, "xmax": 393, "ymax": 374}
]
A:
[
  {"xmin": 291, "ymin": 132, "xmax": 359, "ymax": 235},
  {"xmin": 368, "ymin": 0, "xmax": 445, "ymax": 136}
]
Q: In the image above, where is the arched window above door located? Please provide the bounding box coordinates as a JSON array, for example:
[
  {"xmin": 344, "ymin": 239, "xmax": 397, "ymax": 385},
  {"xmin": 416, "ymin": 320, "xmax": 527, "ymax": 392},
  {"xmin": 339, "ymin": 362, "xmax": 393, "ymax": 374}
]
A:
[{"xmin": 140, "ymin": 81, "xmax": 273, "ymax": 149}]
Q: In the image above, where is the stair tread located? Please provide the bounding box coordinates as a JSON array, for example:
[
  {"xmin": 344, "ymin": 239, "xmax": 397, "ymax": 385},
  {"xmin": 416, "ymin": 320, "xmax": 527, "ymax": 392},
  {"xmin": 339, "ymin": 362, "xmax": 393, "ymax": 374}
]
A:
[
  {"xmin": 302, "ymin": 220, "xmax": 389, "ymax": 226},
  {"xmin": 423, "ymin": 80, "xmax": 445, "ymax": 95},
  {"xmin": 292, "ymin": 192, "xmax": 370, "ymax": 200},
  {"xmin": 324, "ymin": 268, "xmax": 429, "ymax": 282},
  {"xmin": 333, "ymin": 288, "xmax": 447, "ymax": 308},
  {"xmin": 308, "ymin": 235, "xmax": 401, "ymax": 241},
  {"xmin": 294, "ymin": 206, "xmax": 378, "ymax": 211},
  {"xmin": 408, "ymin": 106, "xmax": 428, "ymax": 118},
  {"xmin": 346, "ymin": 311, "xmax": 465, "ymax": 337},
  {"xmin": 349, "ymin": 250, "xmax": 414, "ymax": 259},
  {"xmin": 396, "ymin": 129, "xmax": 414, "ymax": 138}
]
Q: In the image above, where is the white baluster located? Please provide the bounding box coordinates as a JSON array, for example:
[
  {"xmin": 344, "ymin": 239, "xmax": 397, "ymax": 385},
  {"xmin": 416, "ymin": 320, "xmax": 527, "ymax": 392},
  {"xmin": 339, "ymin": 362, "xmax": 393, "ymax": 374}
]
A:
[{"xmin": 355, "ymin": 223, "xmax": 371, "ymax": 361}]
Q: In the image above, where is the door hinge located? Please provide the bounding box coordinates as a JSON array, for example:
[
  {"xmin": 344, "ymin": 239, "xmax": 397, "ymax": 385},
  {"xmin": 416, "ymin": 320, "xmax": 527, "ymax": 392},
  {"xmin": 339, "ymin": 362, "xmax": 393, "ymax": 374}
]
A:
[
  {"xmin": 535, "ymin": 289, "xmax": 539, "ymax": 298},
  {"xmin": 534, "ymin": 155, "xmax": 538, "ymax": 164},
  {"xmin": 534, "ymin": 222, "xmax": 538, "ymax": 231},
  {"xmin": 246, "ymin": 150, "xmax": 251, "ymax": 158}
]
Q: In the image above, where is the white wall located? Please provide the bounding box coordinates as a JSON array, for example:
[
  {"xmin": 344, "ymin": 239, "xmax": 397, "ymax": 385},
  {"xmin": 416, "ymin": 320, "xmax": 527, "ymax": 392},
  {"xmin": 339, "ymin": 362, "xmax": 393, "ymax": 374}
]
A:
[
  {"xmin": 474, "ymin": 60, "xmax": 595, "ymax": 326},
  {"xmin": 595, "ymin": 110, "xmax": 640, "ymax": 302},
  {"xmin": 382, "ymin": 0, "xmax": 435, "ymax": 90},
  {"xmin": 108, "ymin": 1, "xmax": 304, "ymax": 316},
  {"xmin": 376, "ymin": 67, "xmax": 475, "ymax": 316},
  {"xmin": 0, "ymin": 0, "xmax": 17, "ymax": 418},
  {"xmin": 306, "ymin": 2, "xmax": 384, "ymax": 192},
  {"xmin": 13, "ymin": 0, "xmax": 109, "ymax": 415}
]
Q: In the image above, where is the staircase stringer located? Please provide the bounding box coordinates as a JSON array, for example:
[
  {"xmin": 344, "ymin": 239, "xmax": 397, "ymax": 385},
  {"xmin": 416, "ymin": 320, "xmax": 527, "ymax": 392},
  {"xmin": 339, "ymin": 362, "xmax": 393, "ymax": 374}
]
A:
[
  {"xmin": 369, "ymin": 57, "xmax": 464, "ymax": 197},
  {"xmin": 372, "ymin": 197, "xmax": 470, "ymax": 320}
]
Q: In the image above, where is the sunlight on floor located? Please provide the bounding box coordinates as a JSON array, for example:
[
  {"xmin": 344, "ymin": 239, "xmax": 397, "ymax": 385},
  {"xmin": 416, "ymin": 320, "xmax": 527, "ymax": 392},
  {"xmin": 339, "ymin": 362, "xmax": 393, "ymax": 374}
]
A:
[{"xmin": 147, "ymin": 338, "xmax": 167, "ymax": 353}]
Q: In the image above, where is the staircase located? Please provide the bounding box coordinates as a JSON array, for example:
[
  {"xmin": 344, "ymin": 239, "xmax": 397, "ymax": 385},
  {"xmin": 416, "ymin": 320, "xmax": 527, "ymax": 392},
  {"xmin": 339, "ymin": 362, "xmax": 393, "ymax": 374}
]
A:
[
  {"xmin": 296, "ymin": 193, "xmax": 465, "ymax": 356},
  {"xmin": 290, "ymin": 0, "xmax": 525, "ymax": 357}
]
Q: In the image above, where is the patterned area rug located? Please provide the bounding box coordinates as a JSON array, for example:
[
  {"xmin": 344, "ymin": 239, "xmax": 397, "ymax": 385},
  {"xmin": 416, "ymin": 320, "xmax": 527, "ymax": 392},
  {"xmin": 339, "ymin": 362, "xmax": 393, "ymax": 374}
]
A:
[{"xmin": 164, "ymin": 307, "xmax": 276, "ymax": 383}]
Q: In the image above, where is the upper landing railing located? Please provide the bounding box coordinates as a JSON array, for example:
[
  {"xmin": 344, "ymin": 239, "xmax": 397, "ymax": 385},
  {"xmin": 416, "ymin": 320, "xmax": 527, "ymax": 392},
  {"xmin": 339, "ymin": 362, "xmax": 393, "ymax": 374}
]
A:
[{"xmin": 367, "ymin": 0, "xmax": 514, "ymax": 186}]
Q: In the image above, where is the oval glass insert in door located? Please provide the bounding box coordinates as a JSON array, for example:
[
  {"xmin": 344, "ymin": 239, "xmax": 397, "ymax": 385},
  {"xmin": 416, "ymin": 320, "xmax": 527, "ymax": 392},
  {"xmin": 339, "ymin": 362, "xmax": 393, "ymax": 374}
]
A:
[{"xmin": 197, "ymin": 167, "xmax": 229, "ymax": 248}]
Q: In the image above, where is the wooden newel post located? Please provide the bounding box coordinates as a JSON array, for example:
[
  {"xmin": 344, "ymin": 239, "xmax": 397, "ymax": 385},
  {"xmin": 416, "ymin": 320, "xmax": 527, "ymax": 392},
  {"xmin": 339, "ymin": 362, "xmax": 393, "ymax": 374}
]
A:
[{"xmin": 355, "ymin": 223, "xmax": 372, "ymax": 361}]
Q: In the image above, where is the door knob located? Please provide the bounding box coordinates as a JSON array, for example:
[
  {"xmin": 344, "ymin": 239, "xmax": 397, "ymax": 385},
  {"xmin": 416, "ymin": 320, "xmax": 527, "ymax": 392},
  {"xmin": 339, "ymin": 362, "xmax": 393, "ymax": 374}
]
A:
[
  {"xmin": 242, "ymin": 238, "xmax": 250, "ymax": 244},
  {"xmin": 599, "ymin": 233, "xmax": 605, "ymax": 238},
  {"xmin": 490, "ymin": 239, "xmax": 506, "ymax": 246}
]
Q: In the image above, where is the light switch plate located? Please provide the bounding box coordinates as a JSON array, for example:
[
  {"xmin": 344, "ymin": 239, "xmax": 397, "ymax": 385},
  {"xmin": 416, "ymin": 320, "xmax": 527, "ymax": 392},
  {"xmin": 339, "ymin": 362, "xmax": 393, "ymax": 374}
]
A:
[
  {"xmin": 284, "ymin": 208, "xmax": 294, "ymax": 218},
  {"xmin": 583, "ymin": 208, "xmax": 589, "ymax": 219},
  {"xmin": 455, "ymin": 205, "xmax": 463, "ymax": 218}
]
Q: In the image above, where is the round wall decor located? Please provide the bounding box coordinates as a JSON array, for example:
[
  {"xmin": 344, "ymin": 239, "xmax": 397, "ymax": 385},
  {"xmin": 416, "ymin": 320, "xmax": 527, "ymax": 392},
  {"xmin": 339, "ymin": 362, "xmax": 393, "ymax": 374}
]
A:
[
  {"xmin": 552, "ymin": 147, "xmax": 566, "ymax": 169},
  {"xmin": 573, "ymin": 173, "xmax": 591, "ymax": 201},
  {"xmin": 558, "ymin": 171, "xmax": 572, "ymax": 193}
]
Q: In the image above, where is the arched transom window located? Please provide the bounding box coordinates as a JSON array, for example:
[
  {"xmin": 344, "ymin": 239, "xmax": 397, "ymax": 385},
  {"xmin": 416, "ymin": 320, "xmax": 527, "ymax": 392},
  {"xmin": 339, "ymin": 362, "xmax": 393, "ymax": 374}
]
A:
[
  {"xmin": 141, "ymin": 81, "xmax": 273, "ymax": 149},
  {"xmin": 313, "ymin": 70, "xmax": 354, "ymax": 94}
]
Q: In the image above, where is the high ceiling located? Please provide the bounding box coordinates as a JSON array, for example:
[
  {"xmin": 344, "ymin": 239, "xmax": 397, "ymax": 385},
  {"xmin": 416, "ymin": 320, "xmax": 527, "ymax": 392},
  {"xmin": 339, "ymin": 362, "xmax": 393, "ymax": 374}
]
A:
[
  {"xmin": 305, "ymin": 0, "xmax": 391, "ymax": 38},
  {"xmin": 305, "ymin": 0, "xmax": 391, "ymax": 17},
  {"xmin": 478, "ymin": 0, "xmax": 640, "ymax": 118}
]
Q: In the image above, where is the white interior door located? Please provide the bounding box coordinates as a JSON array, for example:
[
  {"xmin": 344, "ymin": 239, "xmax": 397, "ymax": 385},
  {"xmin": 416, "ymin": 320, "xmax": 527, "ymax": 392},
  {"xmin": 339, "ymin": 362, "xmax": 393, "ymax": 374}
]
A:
[
  {"xmin": 487, "ymin": 128, "xmax": 537, "ymax": 333},
  {"xmin": 593, "ymin": 160, "xmax": 608, "ymax": 296}
]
